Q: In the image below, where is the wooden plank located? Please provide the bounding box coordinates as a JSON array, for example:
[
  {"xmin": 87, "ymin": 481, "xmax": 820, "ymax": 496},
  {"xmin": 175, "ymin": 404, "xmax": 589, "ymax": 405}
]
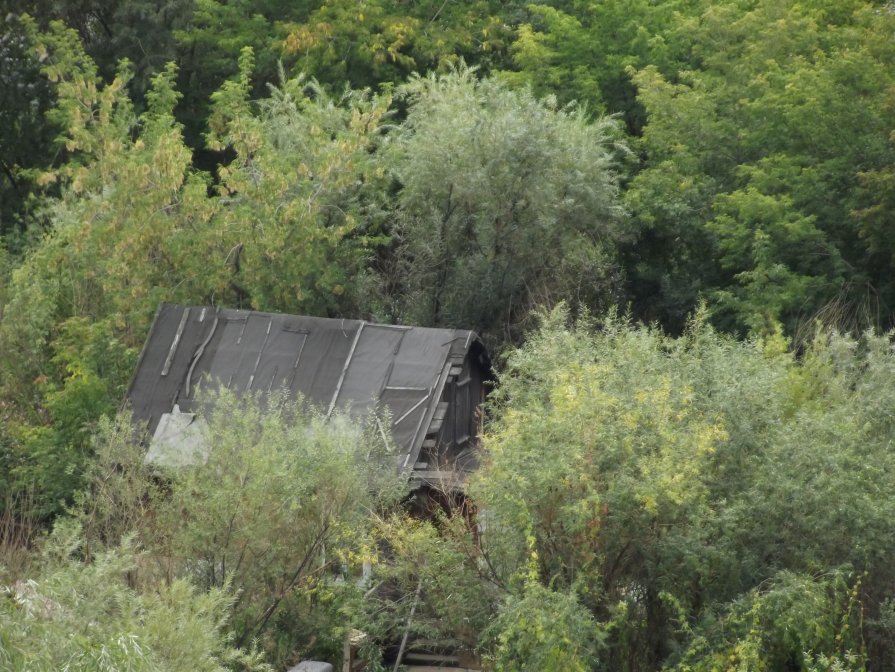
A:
[
  {"xmin": 404, "ymin": 667, "xmax": 479, "ymax": 672},
  {"xmin": 411, "ymin": 469, "xmax": 469, "ymax": 479},
  {"xmin": 161, "ymin": 307, "xmax": 190, "ymax": 377},
  {"xmin": 408, "ymin": 470, "xmax": 469, "ymax": 490},
  {"xmin": 407, "ymin": 359, "xmax": 453, "ymax": 467},
  {"xmin": 404, "ymin": 652, "xmax": 460, "ymax": 663},
  {"xmin": 327, "ymin": 321, "xmax": 366, "ymax": 417},
  {"xmin": 427, "ymin": 401, "xmax": 450, "ymax": 433}
]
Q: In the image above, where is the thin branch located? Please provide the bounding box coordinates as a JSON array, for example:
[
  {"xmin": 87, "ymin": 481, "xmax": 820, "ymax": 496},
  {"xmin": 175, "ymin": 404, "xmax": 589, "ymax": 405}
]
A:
[
  {"xmin": 429, "ymin": 0, "xmax": 449, "ymax": 23},
  {"xmin": 393, "ymin": 578, "xmax": 423, "ymax": 672},
  {"xmin": 244, "ymin": 521, "xmax": 331, "ymax": 645},
  {"xmin": 0, "ymin": 160, "xmax": 19, "ymax": 191}
]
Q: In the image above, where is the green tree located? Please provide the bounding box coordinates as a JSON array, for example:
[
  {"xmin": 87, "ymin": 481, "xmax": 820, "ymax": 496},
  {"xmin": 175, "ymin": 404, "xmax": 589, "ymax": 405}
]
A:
[
  {"xmin": 0, "ymin": 25, "xmax": 395, "ymax": 515},
  {"xmin": 173, "ymin": 0, "xmax": 312, "ymax": 151},
  {"xmin": 0, "ymin": 519, "xmax": 270, "ymax": 671},
  {"xmin": 281, "ymin": 0, "xmax": 516, "ymax": 93},
  {"xmin": 0, "ymin": 15, "xmax": 59, "ymax": 239},
  {"xmin": 384, "ymin": 67, "xmax": 627, "ymax": 346},
  {"xmin": 626, "ymin": 0, "xmax": 895, "ymax": 335},
  {"xmin": 172, "ymin": 0, "xmax": 516, "ymax": 162},
  {"xmin": 500, "ymin": 0, "xmax": 704, "ymax": 132},
  {"xmin": 670, "ymin": 570, "xmax": 866, "ymax": 672},
  {"xmin": 0, "ymin": 21, "xmax": 216, "ymax": 515},
  {"xmin": 0, "ymin": 1, "xmax": 192, "ymax": 94},
  {"xmin": 486, "ymin": 580, "xmax": 602, "ymax": 671},
  {"xmin": 0, "ymin": 1, "xmax": 195, "ymax": 238},
  {"xmin": 469, "ymin": 306, "xmax": 895, "ymax": 669},
  {"xmin": 204, "ymin": 49, "xmax": 393, "ymax": 316}
]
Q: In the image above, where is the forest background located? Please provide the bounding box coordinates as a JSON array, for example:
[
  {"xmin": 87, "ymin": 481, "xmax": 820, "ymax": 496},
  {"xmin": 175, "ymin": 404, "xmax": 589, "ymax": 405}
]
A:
[{"xmin": 3, "ymin": 1, "xmax": 895, "ymax": 670}]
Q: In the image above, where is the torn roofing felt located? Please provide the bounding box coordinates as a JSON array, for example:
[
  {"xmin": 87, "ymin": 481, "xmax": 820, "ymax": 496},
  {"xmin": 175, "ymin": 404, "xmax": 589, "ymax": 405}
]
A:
[{"xmin": 125, "ymin": 304, "xmax": 490, "ymax": 473}]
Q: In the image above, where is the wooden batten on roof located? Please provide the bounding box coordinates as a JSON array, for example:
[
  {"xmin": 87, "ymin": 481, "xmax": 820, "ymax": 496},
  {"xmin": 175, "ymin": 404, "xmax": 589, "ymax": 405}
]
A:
[{"xmin": 125, "ymin": 304, "xmax": 491, "ymax": 484}]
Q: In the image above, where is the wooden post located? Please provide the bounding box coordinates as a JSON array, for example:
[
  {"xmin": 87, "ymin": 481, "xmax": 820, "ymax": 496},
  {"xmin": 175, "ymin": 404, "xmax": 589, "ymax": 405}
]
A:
[{"xmin": 343, "ymin": 629, "xmax": 367, "ymax": 672}]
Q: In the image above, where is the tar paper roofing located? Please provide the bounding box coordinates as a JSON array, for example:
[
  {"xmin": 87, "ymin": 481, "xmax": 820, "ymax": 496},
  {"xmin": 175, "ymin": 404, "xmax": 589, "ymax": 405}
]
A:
[{"xmin": 126, "ymin": 304, "xmax": 488, "ymax": 471}]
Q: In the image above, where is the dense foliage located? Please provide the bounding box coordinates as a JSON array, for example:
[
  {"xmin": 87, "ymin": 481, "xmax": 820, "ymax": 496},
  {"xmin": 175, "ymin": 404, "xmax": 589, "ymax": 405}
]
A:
[
  {"xmin": 0, "ymin": 391, "xmax": 405, "ymax": 669},
  {"xmin": 388, "ymin": 67, "xmax": 625, "ymax": 344},
  {"xmin": 470, "ymin": 308, "xmax": 895, "ymax": 670},
  {"xmin": 4, "ymin": 1, "xmax": 895, "ymax": 669},
  {"xmin": 0, "ymin": 520, "xmax": 272, "ymax": 671}
]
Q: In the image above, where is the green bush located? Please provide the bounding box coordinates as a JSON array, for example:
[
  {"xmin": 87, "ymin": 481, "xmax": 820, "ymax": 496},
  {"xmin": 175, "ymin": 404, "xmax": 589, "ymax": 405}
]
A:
[
  {"xmin": 470, "ymin": 306, "xmax": 895, "ymax": 669},
  {"xmin": 74, "ymin": 389, "xmax": 406, "ymax": 668},
  {"xmin": 0, "ymin": 519, "xmax": 270, "ymax": 672}
]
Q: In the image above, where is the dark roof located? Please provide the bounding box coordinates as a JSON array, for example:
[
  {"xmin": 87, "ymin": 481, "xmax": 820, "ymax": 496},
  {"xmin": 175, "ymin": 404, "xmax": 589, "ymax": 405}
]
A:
[{"xmin": 126, "ymin": 304, "xmax": 488, "ymax": 470}]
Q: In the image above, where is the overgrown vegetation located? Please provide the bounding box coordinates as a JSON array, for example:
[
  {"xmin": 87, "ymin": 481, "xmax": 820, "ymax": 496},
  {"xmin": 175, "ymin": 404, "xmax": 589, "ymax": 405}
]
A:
[
  {"xmin": 470, "ymin": 307, "xmax": 895, "ymax": 670},
  {"xmin": 4, "ymin": 1, "xmax": 895, "ymax": 669},
  {"xmin": 2, "ymin": 391, "xmax": 404, "ymax": 669}
]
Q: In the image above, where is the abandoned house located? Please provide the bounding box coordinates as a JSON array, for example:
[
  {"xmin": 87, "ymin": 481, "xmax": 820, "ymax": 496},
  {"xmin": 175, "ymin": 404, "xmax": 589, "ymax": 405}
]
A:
[{"xmin": 125, "ymin": 303, "xmax": 491, "ymax": 489}]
